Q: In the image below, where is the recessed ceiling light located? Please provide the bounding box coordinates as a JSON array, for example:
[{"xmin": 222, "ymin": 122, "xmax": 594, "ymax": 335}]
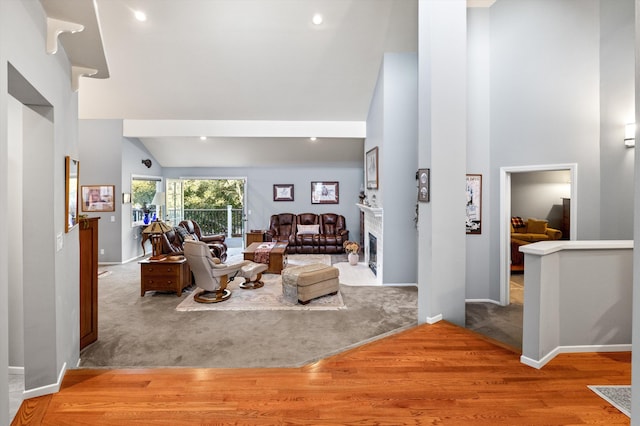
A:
[
  {"xmin": 200, "ymin": 136, "xmax": 207, "ymax": 141},
  {"xmin": 312, "ymin": 14, "xmax": 323, "ymax": 25},
  {"xmin": 134, "ymin": 10, "xmax": 147, "ymax": 22},
  {"xmin": 310, "ymin": 137, "xmax": 317, "ymax": 141}
]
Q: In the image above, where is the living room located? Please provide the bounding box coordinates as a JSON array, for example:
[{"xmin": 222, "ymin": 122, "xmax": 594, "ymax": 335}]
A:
[{"xmin": 2, "ymin": 1, "xmax": 640, "ymax": 423}]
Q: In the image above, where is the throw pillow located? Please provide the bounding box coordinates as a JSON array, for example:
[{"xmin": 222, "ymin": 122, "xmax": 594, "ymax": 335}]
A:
[
  {"xmin": 527, "ymin": 219, "xmax": 548, "ymax": 234},
  {"xmin": 511, "ymin": 216, "xmax": 525, "ymax": 229},
  {"xmin": 297, "ymin": 224, "xmax": 320, "ymax": 234}
]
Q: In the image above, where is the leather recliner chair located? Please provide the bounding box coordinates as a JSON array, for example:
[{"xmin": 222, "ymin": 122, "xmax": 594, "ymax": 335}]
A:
[
  {"xmin": 318, "ymin": 213, "xmax": 348, "ymax": 254},
  {"xmin": 265, "ymin": 213, "xmax": 297, "ymax": 245},
  {"xmin": 179, "ymin": 219, "xmax": 227, "ymax": 261}
]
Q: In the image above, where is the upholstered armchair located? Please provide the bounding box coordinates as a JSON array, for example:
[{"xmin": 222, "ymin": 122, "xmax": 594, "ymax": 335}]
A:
[
  {"xmin": 178, "ymin": 220, "xmax": 227, "ymax": 262},
  {"xmin": 318, "ymin": 213, "xmax": 349, "ymax": 254},
  {"xmin": 295, "ymin": 213, "xmax": 320, "ymax": 254},
  {"xmin": 183, "ymin": 240, "xmax": 245, "ymax": 303},
  {"xmin": 265, "ymin": 213, "xmax": 297, "ymax": 245}
]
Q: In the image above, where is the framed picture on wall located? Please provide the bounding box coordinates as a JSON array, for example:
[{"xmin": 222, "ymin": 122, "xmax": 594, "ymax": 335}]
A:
[
  {"xmin": 466, "ymin": 174, "xmax": 482, "ymax": 234},
  {"xmin": 273, "ymin": 184, "xmax": 294, "ymax": 201},
  {"xmin": 366, "ymin": 147, "xmax": 379, "ymax": 189},
  {"xmin": 311, "ymin": 181, "xmax": 339, "ymax": 204},
  {"xmin": 81, "ymin": 185, "xmax": 115, "ymax": 212}
]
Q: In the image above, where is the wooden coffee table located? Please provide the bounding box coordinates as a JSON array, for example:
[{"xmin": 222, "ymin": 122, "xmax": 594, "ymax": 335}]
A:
[{"xmin": 243, "ymin": 242, "xmax": 288, "ymax": 274}]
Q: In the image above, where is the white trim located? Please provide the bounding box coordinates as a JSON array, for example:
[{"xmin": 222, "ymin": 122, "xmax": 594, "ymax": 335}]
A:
[
  {"xmin": 465, "ymin": 298, "xmax": 502, "ymax": 305},
  {"xmin": 383, "ymin": 282, "xmax": 417, "ymax": 287},
  {"xmin": 426, "ymin": 314, "xmax": 443, "ymax": 324},
  {"xmin": 22, "ymin": 362, "xmax": 66, "ymax": 399},
  {"xmin": 520, "ymin": 240, "xmax": 632, "ymax": 256},
  {"xmin": 8, "ymin": 366, "xmax": 24, "ymax": 375},
  {"xmin": 499, "ymin": 163, "xmax": 577, "ymax": 306},
  {"xmin": 123, "ymin": 120, "xmax": 366, "ymax": 139},
  {"xmin": 520, "ymin": 344, "xmax": 631, "ymax": 369}
]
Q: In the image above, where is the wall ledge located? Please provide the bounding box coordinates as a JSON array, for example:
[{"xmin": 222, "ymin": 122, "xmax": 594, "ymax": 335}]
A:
[{"xmin": 519, "ymin": 240, "xmax": 632, "ymax": 256}]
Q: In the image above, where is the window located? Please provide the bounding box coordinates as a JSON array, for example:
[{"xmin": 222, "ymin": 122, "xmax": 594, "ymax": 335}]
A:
[{"xmin": 132, "ymin": 175, "xmax": 162, "ymax": 225}]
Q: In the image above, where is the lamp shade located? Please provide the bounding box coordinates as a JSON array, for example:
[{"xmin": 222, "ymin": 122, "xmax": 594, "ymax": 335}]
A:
[
  {"xmin": 142, "ymin": 220, "xmax": 172, "ymax": 235},
  {"xmin": 151, "ymin": 191, "xmax": 165, "ymax": 206}
]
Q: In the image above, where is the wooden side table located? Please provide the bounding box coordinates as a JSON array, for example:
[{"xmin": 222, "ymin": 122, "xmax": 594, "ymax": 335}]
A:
[
  {"xmin": 246, "ymin": 230, "xmax": 267, "ymax": 246},
  {"xmin": 140, "ymin": 256, "xmax": 191, "ymax": 296}
]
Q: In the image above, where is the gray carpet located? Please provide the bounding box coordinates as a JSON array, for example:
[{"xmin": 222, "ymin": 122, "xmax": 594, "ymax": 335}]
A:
[{"xmin": 80, "ymin": 257, "xmax": 418, "ymax": 368}]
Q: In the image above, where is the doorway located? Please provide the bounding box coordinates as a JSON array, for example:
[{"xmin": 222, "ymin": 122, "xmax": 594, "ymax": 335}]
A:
[
  {"xmin": 166, "ymin": 177, "xmax": 247, "ymax": 249},
  {"xmin": 499, "ymin": 164, "xmax": 577, "ymax": 305},
  {"xmin": 7, "ymin": 64, "xmax": 56, "ymax": 422}
]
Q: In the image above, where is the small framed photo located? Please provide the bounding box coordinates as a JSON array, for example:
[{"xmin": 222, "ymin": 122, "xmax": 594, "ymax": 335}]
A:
[
  {"xmin": 81, "ymin": 185, "xmax": 115, "ymax": 212},
  {"xmin": 273, "ymin": 184, "xmax": 294, "ymax": 201},
  {"xmin": 122, "ymin": 193, "xmax": 131, "ymax": 204},
  {"xmin": 417, "ymin": 168, "xmax": 430, "ymax": 202},
  {"xmin": 366, "ymin": 146, "xmax": 379, "ymax": 189},
  {"xmin": 311, "ymin": 181, "xmax": 339, "ymax": 204}
]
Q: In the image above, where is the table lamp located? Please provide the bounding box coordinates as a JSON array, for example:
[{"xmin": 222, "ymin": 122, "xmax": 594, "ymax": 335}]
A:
[{"xmin": 142, "ymin": 219, "xmax": 172, "ymax": 257}]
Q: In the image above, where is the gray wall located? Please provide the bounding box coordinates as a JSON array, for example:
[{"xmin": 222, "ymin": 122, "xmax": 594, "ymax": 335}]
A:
[
  {"xmin": 1, "ymin": 0, "xmax": 82, "ymax": 421},
  {"xmin": 599, "ymin": 0, "xmax": 635, "ymax": 240},
  {"xmin": 365, "ymin": 52, "xmax": 418, "ymax": 285},
  {"xmin": 79, "ymin": 121, "xmax": 162, "ymax": 263},
  {"xmin": 79, "ymin": 120, "xmax": 124, "ymax": 263},
  {"xmin": 466, "ymin": 8, "xmax": 492, "ymax": 300},
  {"xmin": 487, "ymin": 0, "xmax": 604, "ymax": 301}
]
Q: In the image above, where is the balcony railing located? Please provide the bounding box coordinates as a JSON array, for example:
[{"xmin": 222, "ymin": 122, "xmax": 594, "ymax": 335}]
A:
[
  {"xmin": 184, "ymin": 207, "xmax": 244, "ymax": 237},
  {"xmin": 136, "ymin": 206, "xmax": 243, "ymax": 237}
]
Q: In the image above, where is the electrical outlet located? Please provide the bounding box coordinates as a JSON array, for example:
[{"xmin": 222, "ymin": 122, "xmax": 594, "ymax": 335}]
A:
[{"xmin": 100, "ymin": 249, "xmax": 105, "ymax": 255}]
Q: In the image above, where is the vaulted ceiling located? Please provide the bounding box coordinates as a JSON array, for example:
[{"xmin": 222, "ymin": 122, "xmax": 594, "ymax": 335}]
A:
[{"xmin": 58, "ymin": 0, "xmax": 492, "ymax": 166}]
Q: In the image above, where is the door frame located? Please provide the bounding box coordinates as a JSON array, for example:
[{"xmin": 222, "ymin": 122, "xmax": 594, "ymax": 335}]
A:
[{"xmin": 499, "ymin": 163, "xmax": 577, "ymax": 306}]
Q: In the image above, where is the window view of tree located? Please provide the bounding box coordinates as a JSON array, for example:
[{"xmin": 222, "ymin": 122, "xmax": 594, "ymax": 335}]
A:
[
  {"xmin": 132, "ymin": 178, "xmax": 160, "ymax": 224},
  {"xmin": 183, "ymin": 179, "xmax": 244, "ymax": 236},
  {"xmin": 183, "ymin": 179, "xmax": 243, "ymax": 208}
]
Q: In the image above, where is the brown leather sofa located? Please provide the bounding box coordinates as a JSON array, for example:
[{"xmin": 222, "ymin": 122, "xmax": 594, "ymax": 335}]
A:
[
  {"xmin": 266, "ymin": 213, "xmax": 348, "ymax": 254},
  {"xmin": 159, "ymin": 220, "xmax": 227, "ymax": 261}
]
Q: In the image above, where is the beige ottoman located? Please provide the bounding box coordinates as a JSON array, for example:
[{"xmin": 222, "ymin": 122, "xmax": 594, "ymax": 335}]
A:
[{"xmin": 282, "ymin": 263, "xmax": 340, "ymax": 305}]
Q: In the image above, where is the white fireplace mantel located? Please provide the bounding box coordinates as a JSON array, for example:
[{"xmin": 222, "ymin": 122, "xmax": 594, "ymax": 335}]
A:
[{"xmin": 356, "ymin": 203, "xmax": 383, "ymax": 218}]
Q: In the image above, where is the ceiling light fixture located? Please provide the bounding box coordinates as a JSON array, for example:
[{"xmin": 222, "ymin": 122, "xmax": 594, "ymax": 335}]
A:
[
  {"xmin": 312, "ymin": 14, "xmax": 323, "ymax": 25},
  {"xmin": 200, "ymin": 136, "xmax": 207, "ymax": 141},
  {"xmin": 310, "ymin": 137, "xmax": 317, "ymax": 141},
  {"xmin": 134, "ymin": 10, "xmax": 147, "ymax": 22}
]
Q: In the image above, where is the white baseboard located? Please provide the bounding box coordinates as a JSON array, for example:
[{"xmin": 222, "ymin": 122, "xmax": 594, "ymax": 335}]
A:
[
  {"xmin": 23, "ymin": 362, "xmax": 66, "ymax": 400},
  {"xmin": 466, "ymin": 298, "xmax": 502, "ymax": 305},
  {"xmin": 8, "ymin": 366, "xmax": 24, "ymax": 375},
  {"xmin": 383, "ymin": 282, "xmax": 417, "ymax": 287},
  {"xmin": 426, "ymin": 314, "xmax": 443, "ymax": 324},
  {"xmin": 521, "ymin": 344, "xmax": 632, "ymax": 369},
  {"xmin": 98, "ymin": 261, "xmax": 122, "ymax": 266}
]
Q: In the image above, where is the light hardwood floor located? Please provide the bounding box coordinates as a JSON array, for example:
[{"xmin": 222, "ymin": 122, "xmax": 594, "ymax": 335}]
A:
[{"xmin": 13, "ymin": 322, "xmax": 630, "ymax": 425}]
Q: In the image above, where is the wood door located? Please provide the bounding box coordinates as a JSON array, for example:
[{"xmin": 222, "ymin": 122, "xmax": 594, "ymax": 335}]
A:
[{"xmin": 80, "ymin": 217, "xmax": 99, "ymax": 349}]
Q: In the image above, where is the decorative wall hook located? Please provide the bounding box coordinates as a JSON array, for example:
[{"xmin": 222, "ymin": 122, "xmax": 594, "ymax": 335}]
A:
[
  {"xmin": 142, "ymin": 159, "xmax": 152, "ymax": 168},
  {"xmin": 46, "ymin": 17, "xmax": 84, "ymax": 55}
]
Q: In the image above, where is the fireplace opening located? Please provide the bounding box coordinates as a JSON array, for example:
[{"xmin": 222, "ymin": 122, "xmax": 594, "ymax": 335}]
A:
[{"xmin": 369, "ymin": 233, "xmax": 377, "ymax": 276}]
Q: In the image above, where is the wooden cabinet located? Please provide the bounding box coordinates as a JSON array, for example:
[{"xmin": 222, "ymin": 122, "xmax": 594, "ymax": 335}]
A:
[
  {"xmin": 80, "ymin": 217, "xmax": 99, "ymax": 350},
  {"xmin": 140, "ymin": 257, "xmax": 191, "ymax": 296},
  {"xmin": 561, "ymin": 198, "xmax": 570, "ymax": 240}
]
